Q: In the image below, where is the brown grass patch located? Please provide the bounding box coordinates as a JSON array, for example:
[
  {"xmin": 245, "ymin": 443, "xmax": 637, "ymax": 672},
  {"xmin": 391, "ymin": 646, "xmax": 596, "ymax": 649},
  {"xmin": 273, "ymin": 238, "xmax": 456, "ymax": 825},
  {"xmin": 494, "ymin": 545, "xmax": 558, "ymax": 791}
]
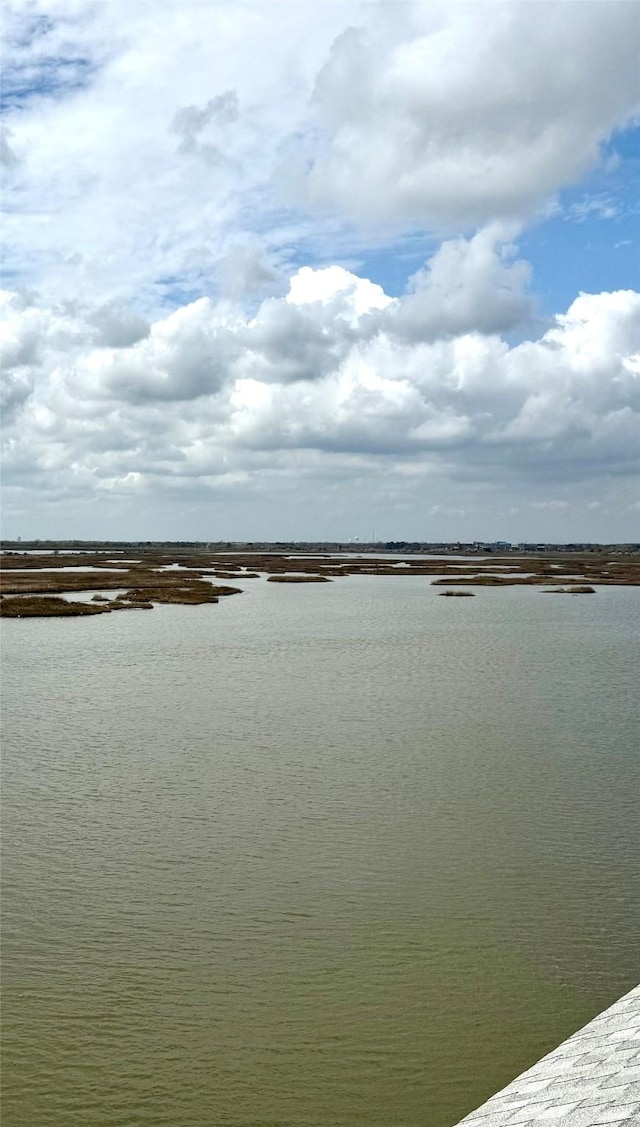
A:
[
  {"xmin": 0, "ymin": 596, "xmax": 110, "ymax": 617},
  {"xmin": 266, "ymin": 574, "xmax": 332, "ymax": 583},
  {"xmin": 542, "ymin": 585, "xmax": 596, "ymax": 594},
  {"xmin": 115, "ymin": 583, "xmax": 240, "ymax": 605},
  {"xmin": 2, "ymin": 549, "xmax": 637, "ymax": 626}
]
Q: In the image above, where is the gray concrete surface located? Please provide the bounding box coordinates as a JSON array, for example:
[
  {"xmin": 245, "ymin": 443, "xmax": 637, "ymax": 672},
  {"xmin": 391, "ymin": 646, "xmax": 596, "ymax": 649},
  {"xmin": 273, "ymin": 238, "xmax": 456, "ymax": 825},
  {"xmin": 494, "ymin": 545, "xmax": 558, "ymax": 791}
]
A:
[{"xmin": 454, "ymin": 984, "xmax": 640, "ymax": 1126}]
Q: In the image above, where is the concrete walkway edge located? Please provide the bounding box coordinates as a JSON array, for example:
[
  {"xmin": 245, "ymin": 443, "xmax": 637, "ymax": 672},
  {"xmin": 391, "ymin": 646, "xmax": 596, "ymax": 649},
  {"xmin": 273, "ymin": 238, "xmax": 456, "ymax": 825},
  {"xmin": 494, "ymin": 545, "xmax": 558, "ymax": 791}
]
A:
[{"xmin": 454, "ymin": 984, "xmax": 640, "ymax": 1126}]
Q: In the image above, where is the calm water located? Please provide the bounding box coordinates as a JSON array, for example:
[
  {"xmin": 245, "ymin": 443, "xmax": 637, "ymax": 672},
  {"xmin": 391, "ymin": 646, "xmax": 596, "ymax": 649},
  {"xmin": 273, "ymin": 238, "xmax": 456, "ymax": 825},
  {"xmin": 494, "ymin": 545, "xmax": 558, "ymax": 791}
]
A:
[{"xmin": 2, "ymin": 576, "xmax": 639, "ymax": 1127}]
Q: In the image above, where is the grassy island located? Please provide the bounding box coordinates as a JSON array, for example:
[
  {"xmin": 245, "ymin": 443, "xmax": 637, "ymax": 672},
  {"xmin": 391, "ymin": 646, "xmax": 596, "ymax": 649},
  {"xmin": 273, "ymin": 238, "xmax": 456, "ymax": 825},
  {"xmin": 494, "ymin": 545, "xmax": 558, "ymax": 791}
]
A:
[
  {"xmin": 1, "ymin": 546, "xmax": 637, "ymax": 623},
  {"xmin": 542, "ymin": 585, "xmax": 596, "ymax": 594},
  {"xmin": 266, "ymin": 574, "xmax": 332, "ymax": 583}
]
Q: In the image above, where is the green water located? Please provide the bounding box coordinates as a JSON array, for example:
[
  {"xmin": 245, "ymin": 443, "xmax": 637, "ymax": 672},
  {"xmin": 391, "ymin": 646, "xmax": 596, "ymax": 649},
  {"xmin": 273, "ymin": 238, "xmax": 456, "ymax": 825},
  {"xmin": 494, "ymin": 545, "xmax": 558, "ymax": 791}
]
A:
[{"xmin": 2, "ymin": 576, "xmax": 639, "ymax": 1126}]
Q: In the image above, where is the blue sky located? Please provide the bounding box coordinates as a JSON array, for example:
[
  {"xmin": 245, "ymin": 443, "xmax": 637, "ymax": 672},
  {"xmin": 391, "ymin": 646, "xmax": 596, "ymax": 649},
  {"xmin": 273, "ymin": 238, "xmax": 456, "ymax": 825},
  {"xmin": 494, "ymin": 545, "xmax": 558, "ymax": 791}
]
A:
[
  {"xmin": 1, "ymin": 1, "xmax": 639, "ymax": 542},
  {"xmin": 520, "ymin": 130, "xmax": 640, "ymax": 318}
]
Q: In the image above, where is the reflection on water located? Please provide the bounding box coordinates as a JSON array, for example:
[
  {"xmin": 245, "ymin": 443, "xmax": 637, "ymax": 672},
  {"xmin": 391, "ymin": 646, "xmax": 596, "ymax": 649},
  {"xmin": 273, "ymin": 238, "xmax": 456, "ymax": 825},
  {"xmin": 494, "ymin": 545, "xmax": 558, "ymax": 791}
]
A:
[{"xmin": 2, "ymin": 577, "xmax": 639, "ymax": 1127}]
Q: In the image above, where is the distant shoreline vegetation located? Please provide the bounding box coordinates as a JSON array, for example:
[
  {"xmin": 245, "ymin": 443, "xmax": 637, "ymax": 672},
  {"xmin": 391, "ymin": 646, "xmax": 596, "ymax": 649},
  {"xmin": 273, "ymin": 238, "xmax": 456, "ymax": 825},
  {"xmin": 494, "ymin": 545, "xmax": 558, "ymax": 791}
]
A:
[
  {"xmin": 2, "ymin": 540, "xmax": 639, "ymax": 554},
  {"xmin": 0, "ymin": 547, "xmax": 638, "ymax": 619}
]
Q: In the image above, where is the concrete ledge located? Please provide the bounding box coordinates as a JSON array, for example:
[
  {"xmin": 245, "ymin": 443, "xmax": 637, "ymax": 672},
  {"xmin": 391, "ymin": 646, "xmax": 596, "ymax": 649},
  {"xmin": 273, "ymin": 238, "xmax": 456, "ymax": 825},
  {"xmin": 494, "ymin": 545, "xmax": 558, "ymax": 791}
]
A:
[{"xmin": 454, "ymin": 984, "xmax": 640, "ymax": 1126}]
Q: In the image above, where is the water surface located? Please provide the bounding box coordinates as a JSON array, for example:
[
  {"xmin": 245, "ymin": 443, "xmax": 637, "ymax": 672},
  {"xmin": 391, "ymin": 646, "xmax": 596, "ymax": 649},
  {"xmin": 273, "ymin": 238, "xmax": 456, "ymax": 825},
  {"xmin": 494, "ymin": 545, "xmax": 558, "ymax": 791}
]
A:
[{"xmin": 2, "ymin": 576, "xmax": 639, "ymax": 1126}]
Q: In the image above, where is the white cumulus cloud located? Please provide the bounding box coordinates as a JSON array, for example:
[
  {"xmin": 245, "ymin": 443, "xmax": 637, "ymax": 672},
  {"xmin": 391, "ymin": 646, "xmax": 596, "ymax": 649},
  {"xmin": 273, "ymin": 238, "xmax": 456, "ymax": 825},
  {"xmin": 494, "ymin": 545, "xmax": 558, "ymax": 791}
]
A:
[
  {"xmin": 2, "ymin": 270, "xmax": 638, "ymax": 514},
  {"xmin": 306, "ymin": 2, "xmax": 640, "ymax": 229},
  {"xmin": 1, "ymin": 1, "xmax": 639, "ymax": 540}
]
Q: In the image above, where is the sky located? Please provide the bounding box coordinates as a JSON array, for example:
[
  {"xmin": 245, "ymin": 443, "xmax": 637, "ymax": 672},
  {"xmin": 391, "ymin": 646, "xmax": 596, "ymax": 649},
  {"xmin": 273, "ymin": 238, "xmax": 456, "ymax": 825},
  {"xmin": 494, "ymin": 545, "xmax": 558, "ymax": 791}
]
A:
[{"xmin": 1, "ymin": 0, "xmax": 639, "ymax": 543}]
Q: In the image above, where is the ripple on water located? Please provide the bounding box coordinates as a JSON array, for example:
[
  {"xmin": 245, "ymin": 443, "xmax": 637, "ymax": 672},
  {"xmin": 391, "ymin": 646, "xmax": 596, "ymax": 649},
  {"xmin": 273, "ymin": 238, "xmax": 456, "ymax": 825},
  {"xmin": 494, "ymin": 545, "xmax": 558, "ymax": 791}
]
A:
[{"xmin": 2, "ymin": 579, "xmax": 639, "ymax": 1127}]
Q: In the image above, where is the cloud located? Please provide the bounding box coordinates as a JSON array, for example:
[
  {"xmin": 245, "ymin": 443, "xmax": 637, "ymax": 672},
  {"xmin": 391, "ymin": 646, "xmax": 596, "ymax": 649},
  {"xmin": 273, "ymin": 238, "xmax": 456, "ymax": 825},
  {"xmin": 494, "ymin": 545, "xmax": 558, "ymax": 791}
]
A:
[
  {"xmin": 3, "ymin": 270, "xmax": 638, "ymax": 516},
  {"xmin": 0, "ymin": 0, "xmax": 356, "ymax": 308},
  {"xmin": 86, "ymin": 301, "xmax": 150, "ymax": 348},
  {"xmin": 1, "ymin": 366, "xmax": 35, "ymax": 422},
  {"xmin": 169, "ymin": 90, "xmax": 239, "ymax": 161},
  {"xmin": 566, "ymin": 196, "xmax": 620, "ymax": 224},
  {"xmin": 0, "ymin": 125, "xmax": 20, "ymax": 170},
  {"xmin": 231, "ymin": 265, "xmax": 392, "ymax": 384},
  {"xmin": 305, "ymin": 2, "xmax": 640, "ymax": 229},
  {"xmin": 382, "ymin": 226, "xmax": 533, "ymax": 342},
  {"xmin": 1, "ymin": 2, "xmax": 638, "ymax": 539},
  {"xmin": 216, "ymin": 243, "xmax": 285, "ymax": 301},
  {"xmin": 286, "ymin": 266, "xmax": 391, "ymax": 316},
  {"xmin": 70, "ymin": 298, "xmax": 242, "ymax": 403},
  {"xmin": 20, "ymin": 240, "xmax": 528, "ymax": 401},
  {"xmin": 2, "ymin": 1, "xmax": 638, "ymax": 310}
]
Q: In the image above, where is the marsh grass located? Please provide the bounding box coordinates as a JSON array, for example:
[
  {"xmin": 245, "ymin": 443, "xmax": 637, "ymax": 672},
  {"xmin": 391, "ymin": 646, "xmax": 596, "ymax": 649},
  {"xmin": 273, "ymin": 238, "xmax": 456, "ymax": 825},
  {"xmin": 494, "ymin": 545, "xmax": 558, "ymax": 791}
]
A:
[
  {"xmin": 438, "ymin": 590, "xmax": 476, "ymax": 596},
  {"xmin": 266, "ymin": 575, "xmax": 332, "ymax": 583},
  {"xmin": 542, "ymin": 585, "xmax": 596, "ymax": 594},
  {"xmin": 1, "ymin": 549, "xmax": 636, "ymax": 624},
  {"xmin": 0, "ymin": 596, "xmax": 110, "ymax": 617}
]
